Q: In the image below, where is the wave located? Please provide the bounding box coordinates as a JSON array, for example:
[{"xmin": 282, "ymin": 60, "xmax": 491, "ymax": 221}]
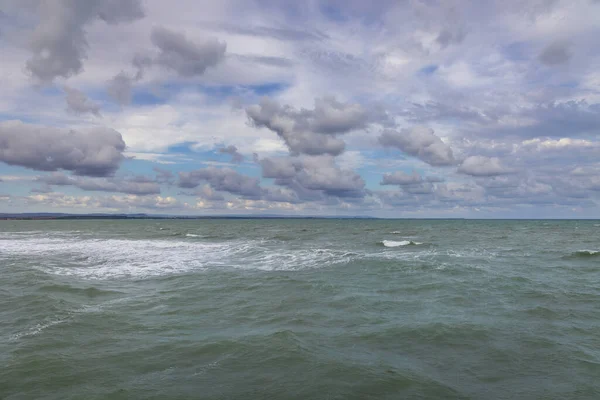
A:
[
  {"xmin": 381, "ymin": 240, "xmax": 422, "ymax": 247},
  {"xmin": 185, "ymin": 233, "xmax": 200, "ymax": 237},
  {"xmin": 0, "ymin": 236, "xmax": 358, "ymax": 279},
  {"xmin": 563, "ymin": 250, "xmax": 600, "ymax": 259},
  {"xmin": 10, "ymin": 318, "xmax": 68, "ymax": 341}
]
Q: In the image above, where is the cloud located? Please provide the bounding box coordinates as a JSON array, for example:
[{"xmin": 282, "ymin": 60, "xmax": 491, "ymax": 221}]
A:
[
  {"xmin": 538, "ymin": 41, "xmax": 571, "ymax": 65},
  {"xmin": 104, "ymin": 26, "xmax": 227, "ymax": 105},
  {"xmin": 26, "ymin": 192, "xmax": 180, "ymax": 211},
  {"xmin": 0, "ymin": 121, "xmax": 125, "ymax": 177},
  {"xmin": 378, "ymin": 126, "xmax": 455, "ymax": 166},
  {"xmin": 38, "ymin": 172, "xmax": 160, "ymax": 195},
  {"xmin": 381, "ymin": 170, "xmax": 423, "ymax": 185},
  {"xmin": 153, "ymin": 166, "xmax": 174, "ymax": 184},
  {"xmin": 144, "ymin": 26, "xmax": 226, "ymax": 77},
  {"xmin": 246, "ymin": 96, "xmax": 368, "ymax": 156},
  {"xmin": 218, "ymin": 145, "xmax": 244, "ymax": 163},
  {"xmin": 107, "ymin": 71, "xmax": 135, "ymax": 105},
  {"xmin": 178, "ymin": 167, "xmax": 262, "ymax": 198},
  {"xmin": 194, "ymin": 184, "xmax": 225, "ymax": 201},
  {"xmin": 259, "ymin": 155, "xmax": 366, "ymax": 198},
  {"xmin": 25, "ymin": 0, "xmax": 144, "ymax": 82},
  {"xmin": 436, "ymin": 28, "xmax": 466, "ymax": 48},
  {"xmin": 63, "ymin": 86, "xmax": 100, "ymax": 116},
  {"xmin": 458, "ymin": 156, "xmax": 512, "ymax": 177}
]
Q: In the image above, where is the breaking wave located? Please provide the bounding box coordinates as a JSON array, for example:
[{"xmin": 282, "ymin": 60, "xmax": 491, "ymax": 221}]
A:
[
  {"xmin": 563, "ymin": 250, "xmax": 600, "ymax": 259},
  {"xmin": 0, "ymin": 236, "xmax": 358, "ymax": 279},
  {"xmin": 381, "ymin": 240, "xmax": 422, "ymax": 247}
]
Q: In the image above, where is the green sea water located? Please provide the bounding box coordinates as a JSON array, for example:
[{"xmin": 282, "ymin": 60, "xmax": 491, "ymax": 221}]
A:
[{"xmin": 1, "ymin": 219, "xmax": 599, "ymax": 399}]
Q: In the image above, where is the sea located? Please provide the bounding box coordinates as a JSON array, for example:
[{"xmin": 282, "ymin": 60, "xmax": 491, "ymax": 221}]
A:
[{"xmin": 1, "ymin": 219, "xmax": 599, "ymax": 399}]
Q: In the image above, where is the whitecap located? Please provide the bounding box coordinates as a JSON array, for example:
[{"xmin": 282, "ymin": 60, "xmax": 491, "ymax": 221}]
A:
[
  {"xmin": 185, "ymin": 233, "xmax": 200, "ymax": 237},
  {"xmin": 382, "ymin": 240, "xmax": 422, "ymax": 247}
]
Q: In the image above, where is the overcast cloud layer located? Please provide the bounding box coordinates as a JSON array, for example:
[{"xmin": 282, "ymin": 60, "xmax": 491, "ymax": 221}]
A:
[{"xmin": 1, "ymin": 0, "xmax": 600, "ymax": 218}]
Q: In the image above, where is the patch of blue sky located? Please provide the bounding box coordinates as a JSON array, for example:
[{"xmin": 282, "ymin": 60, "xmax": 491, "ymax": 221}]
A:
[
  {"xmin": 557, "ymin": 80, "xmax": 579, "ymax": 88},
  {"xmin": 0, "ymin": 113, "xmax": 41, "ymax": 124},
  {"xmin": 319, "ymin": 3, "xmax": 347, "ymax": 22},
  {"xmin": 128, "ymin": 81, "xmax": 289, "ymax": 106},
  {"xmin": 503, "ymin": 41, "xmax": 531, "ymax": 62},
  {"xmin": 418, "ymin": 64, "xmax": 438, "ymax": 76}
]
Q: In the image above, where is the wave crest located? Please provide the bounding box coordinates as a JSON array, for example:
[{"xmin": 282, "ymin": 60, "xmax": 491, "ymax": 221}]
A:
[
  {"xmin": 381, "ymin": 240, "xmax": 422, "ymax": 247},
  {"xmin": 564, "ymin": 250, "xmax": 600, "ymax": 259}
]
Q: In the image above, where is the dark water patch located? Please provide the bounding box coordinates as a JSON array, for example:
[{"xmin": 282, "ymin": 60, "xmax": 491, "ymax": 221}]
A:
[{"xmin": 37, "ymin": 284, "xmax": 122, "ymax": 298}]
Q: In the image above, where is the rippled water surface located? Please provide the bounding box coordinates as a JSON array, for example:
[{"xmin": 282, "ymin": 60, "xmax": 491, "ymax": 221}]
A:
[{"xmin": 1, "ymin": 219, "xmax": 599, "ymax": 399}]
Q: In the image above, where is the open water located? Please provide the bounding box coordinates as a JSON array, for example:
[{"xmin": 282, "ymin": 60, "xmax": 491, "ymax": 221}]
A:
[{"xmin": 1, "ymin": 219, "xmax": 599, "ymax": 399}]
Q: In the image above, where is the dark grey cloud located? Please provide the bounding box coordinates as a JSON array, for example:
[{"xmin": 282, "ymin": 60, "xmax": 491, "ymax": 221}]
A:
[
  {"xmin": 63, "ymin": 86, "xmax": 100, "ymax": 116},
  {"xmin": 378, "ymin": 126, "xmax": 455, "ymax": 166},
  {"xmin": 247, "ymin": 97, "xmax": 368, "ymax": 156},
  {"xmin": 38, "ymin": 172, "xmax": 160, "ymax": 195},
  {"xmin": 259, "ymin": 156, "xmax": 297, "ymax": 179},
  {"xmin": 381, "ymin": 170, "xmax": 423, "ymax": 185},
  {"xmin": 148, "ymin": 26, "xmax": 226, "ymax": 77},
  {"xmin": 153, "ymin": 166, "xmax": 174, "ymax": 184},
  {"xmin": 436, "ymin": 28, "xmax": 466, "ymax": 48},
  {"xmin": 107, "ymin": 71, "xmax": 134, "ymax": 105},
  {"xmin": 105, "ymin": 26, "xmax": 227, "ymax": 103},
  {"xmin": 458, "ymin": 156, "xmax": 512, "ymax": 177},
  {"xmin": 218, "ymin": 145, "xmax": 244, "ymax": 163},
  {"xmin": 538, "ymin": 41, "xmax": 571, "ymax": 65},
  {"xmin": 258, "ymin": 155, "xmax": 366, "ymax": 199},
  {"xmin": 0, "ymin": 121, "xmax": 125, "ymax": 177},
  {"xmin": 295, "ymin": 157, "xmax": 365, "ymax": 198},
  {"xmin": 26, "ymin": 0, "xmax": 144, "ymax": 82},
  {"xmin": 178, "ymin": 167, "xmax": 262, "ymax": 198}
]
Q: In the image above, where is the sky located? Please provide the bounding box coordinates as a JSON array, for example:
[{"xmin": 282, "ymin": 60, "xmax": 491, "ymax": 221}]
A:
[{"xmin": 0, "ymin": 0, "xmax": 599, "ymax": 218}]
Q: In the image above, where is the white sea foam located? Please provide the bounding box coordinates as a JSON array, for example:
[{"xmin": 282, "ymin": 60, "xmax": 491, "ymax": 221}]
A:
[
  {"xmin": 185, "ymin": 233, "xmax": 200, "ymax": 237},
  {"xmin": 0, "ymin": 236, "xmax": 358, "ymax": 279},
  {"xmin": 382, "ymin": 240, "xmax": 422, "ymax": 247},
  {"xmin": 10, "ymin": 318, "xmax": 67, "ymax": 340}
]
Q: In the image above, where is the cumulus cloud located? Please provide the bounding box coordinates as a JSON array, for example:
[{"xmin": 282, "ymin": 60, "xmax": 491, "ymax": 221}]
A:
[
  {"xmin": 105, "ymin": 26, "xmax": 226, "ymax": 105},
  {"xmin": 0, "ymin": 121, "xmax": 125, "ymax": 176},
  {"xmin": 178, "ymin": 167, "xmax": 262, "ymax": 198},
  {"xmin": 63, "ymin": 86, "xmax": 100, "ymax": 116},
  {"xmin": 149, "ymin": 26, "xmax": 226, "ymax": 77},
  {"xmin": 127, "ymin": 26, "xmax": 226, "ymax": 80},
  {"xmin": 25, "ymin": 0, "xmax": 144, "ymax": 82},
  {"xmin": 247, "ymin": 97, "xmax": 368, "ymax": 156},
  {"xmin": 258, "ymin": 155, "xmax": 366, "ymax": 198},
  {"xmin": 218, "ymin": 145, "xmax": 244, "ymax": 163},
  {"xmin": 378, "ymin": 126, "xmax": 455, "ymax": 166},
  {"xmin": 458, "ymin": 156, "xmax": 512, "ymax": 177}
]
